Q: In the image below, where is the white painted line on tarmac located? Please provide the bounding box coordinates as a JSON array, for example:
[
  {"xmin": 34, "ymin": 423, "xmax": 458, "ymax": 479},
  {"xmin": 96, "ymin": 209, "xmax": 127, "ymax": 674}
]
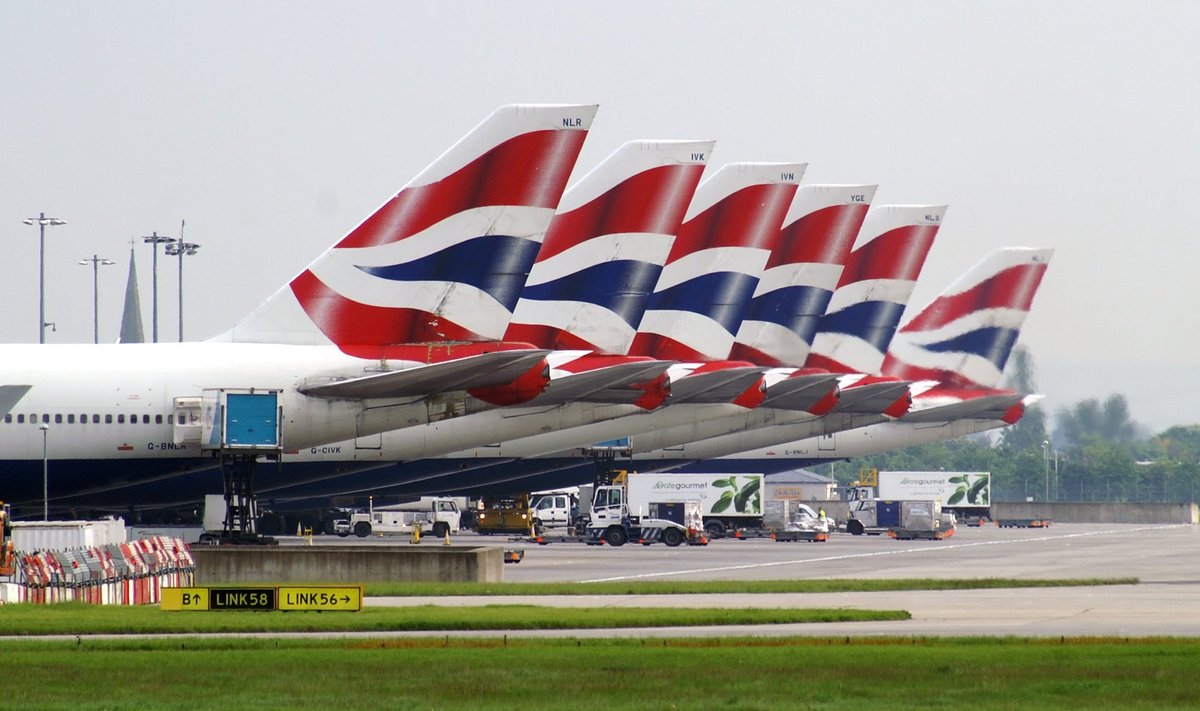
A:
[{"xmin": 580, "ymin": 524, "xmax": 1188, "ymax": 583}]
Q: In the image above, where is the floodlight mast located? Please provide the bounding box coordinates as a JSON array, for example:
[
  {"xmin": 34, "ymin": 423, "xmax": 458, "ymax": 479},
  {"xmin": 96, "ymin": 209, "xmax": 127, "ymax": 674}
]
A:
[
  {"xmin": 78, "ymin": 254, "xmax": 116, "ymax": 344},
  {"xmin": 164, "ymin": 219, "xmax": 200, "ymax": 341},
  {"xmin": 22, "ymin": 213, "xmax": 67, "ymax": 344},
  {"xmin": 142, "ymin": 231, "xmax": 176, "ymax": 342}
]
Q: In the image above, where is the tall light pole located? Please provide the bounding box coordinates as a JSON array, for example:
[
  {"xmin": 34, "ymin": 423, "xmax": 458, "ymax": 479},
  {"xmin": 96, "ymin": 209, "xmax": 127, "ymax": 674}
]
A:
[
  {"xmin": 1053, "ymin": 449, "xmax": 1060, "ymax": 501},
  {"xmin": 39, "ymin": 422, "xmax": 50, "ymax": 521},
  {"xmin": 142, "ymin": 232, "xmax": 176, "ymax": 342},
  {"xmin": 78, "ymin": 255, "xmax": 116, "ymax": 344},
  {"xmin": 1042, "ymin": 439, "xmax": 1050, "ymax": 502},
  {"xmin": 22, "ymin": 213, "xmax": 68, "ymax": 344},
  {"xmin": 164, "ymin": 220, "xmax": 200, "ymax": 341}
]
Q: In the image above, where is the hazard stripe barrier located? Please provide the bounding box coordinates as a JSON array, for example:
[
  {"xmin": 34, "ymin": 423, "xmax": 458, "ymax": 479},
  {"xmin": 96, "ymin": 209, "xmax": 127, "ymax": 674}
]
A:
[{"xmin": 0, "ymin": 537, "xmax": 195, "ymax": 605}]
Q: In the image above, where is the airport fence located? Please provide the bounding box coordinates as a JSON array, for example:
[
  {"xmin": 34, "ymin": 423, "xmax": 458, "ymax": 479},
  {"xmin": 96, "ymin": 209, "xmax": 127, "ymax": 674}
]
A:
[{"xmin": 0, "ymin": 536, "xmax": 194, "ymax": 605}]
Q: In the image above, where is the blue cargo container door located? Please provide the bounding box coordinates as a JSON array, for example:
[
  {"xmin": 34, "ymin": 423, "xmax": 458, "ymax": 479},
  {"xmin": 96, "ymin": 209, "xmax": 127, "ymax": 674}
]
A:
[
  {"xmin": 876, "ymin": 500, "xmax": 901, "ymax": 528},
  {"xmin": 225, "ymin": 392, "xmax": 279, "ymax": 448}
]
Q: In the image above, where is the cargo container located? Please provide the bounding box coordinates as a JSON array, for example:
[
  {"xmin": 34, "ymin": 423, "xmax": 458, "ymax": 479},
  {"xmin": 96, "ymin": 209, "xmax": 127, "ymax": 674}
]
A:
[{"xmin": 10, "ymin": 518, "xmax": 127, "ymax": 551}]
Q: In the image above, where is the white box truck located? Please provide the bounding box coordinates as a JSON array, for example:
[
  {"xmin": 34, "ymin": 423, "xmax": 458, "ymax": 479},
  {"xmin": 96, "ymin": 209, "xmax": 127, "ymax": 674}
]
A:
[
  {"xmin": 333, "ymin": 497, "xmax": 462, "ymax": 538},
  {"xmin": 622, "ymin": 472, "xmax": 763, "ymax": 538},
  {"xmin": 878, "ymin": 471, "xmax": 991, "ymax": 519}
]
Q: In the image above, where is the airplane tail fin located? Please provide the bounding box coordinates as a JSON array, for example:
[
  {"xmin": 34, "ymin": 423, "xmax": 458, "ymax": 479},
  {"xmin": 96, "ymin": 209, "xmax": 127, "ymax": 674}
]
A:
[
  {"xmin": 804, "ymin": 205, "xmax": 945, "ymax": 374},
  {"xmin": 730, "ymin": 184, "xmax": 876, "ymax": 367},
  {"xmin": 627, "ymin": 162, "xmax": 805, "ymax": 361},
  {"xmin": 504, "ymin": 139, "xmax": 713, "ymax": 354},
  {"xmin": 882, "ymin": 247, "xmax": 1053, "ymax": 388},
  {"xmin": 216, "ymin": 104, "xmax": 597, "ymax": 348}
]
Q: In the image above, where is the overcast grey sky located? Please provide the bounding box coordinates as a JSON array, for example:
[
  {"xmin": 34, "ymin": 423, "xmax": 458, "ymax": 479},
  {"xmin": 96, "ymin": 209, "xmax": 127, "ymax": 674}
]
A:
[{"xmin": 3, "ymin": 2, "xmax": 1197, "ymax": 433}]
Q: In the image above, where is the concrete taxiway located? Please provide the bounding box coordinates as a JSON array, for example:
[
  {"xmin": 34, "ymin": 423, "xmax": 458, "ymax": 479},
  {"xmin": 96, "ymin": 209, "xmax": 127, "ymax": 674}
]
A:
[{"xmin": 361, "ymin": 523, "xmax": 1200, "ymax": 637}]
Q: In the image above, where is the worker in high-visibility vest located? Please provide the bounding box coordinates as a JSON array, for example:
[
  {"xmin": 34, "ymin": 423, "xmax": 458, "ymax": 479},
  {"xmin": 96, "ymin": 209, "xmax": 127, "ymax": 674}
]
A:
[{"xmin": 0, "ymin": 502, "xmax": 15, "ymax": 576}]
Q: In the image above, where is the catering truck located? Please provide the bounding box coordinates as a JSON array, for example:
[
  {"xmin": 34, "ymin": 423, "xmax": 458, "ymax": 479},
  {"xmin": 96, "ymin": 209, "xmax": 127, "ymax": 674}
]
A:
[
  {"xmin": 586, "ymin": 474, "xmax": 706, "ymax": 547},
  {"xmin": 878, "ymin": 471, "xmax": 991, "ymax": 519},
  {"xmin": 622, "ymin": 472, "xmax": 764, "ymax": 538}
]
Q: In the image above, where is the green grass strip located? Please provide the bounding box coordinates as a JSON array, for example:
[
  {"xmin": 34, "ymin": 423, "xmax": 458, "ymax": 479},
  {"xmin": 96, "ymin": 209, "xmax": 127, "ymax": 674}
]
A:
[
  {"xmin": 359, "ymin": 577, "xmax": 1136, "ymax": 597},
  {"xmin": 0, "ymin": 603, "xmax": 907, "ymax": 636},
  {"xmin": 2, "ymin": 637, "xmax": 1198, "ymax": 710}
]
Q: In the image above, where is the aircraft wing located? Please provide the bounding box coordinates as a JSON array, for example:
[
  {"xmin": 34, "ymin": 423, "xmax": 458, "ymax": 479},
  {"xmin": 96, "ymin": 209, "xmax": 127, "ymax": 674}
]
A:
[
  {"xmin": 900, "ymin": 391, "xmax": 1027, "ymax": 423},
  {"xmin": 760, "ymin": 372, "xmax": 842, "ymax": 412},
  {"xmin": 828, "ymin": 379, "xmax": 913, "ymax": 416},
  {"xmin": 298, "ymin": 350, "xmax": 550, "ymax": 399},
  {"xmin": 669, "ymin": 365, "xmax": 767, "ymax": 404},
  {"xmin": 533, "ymin": 360, "xmax": 675, "ymax": 406},
  {"xmin": 0, "ymin": 385, "xmax": 32, "ymax": 417}
]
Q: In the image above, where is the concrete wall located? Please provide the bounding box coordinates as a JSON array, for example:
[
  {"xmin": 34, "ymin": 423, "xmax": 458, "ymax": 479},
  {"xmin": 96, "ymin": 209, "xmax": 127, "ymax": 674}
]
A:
[
  {"xmin": 192, "ymin": 545, "xmax": 503, "ymax": 585},
  {"xmin": 992, "ymin": 501, "xmax": 1199, "ymax": 524}
]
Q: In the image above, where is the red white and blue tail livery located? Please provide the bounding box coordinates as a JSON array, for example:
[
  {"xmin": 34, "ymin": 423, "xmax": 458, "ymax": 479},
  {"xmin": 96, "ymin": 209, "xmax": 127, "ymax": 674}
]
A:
[
  {"xmin": 883, "ymin": 247, "xmax": 1054, "ymax": 389},
  {"xmin": 629, "ymin": 162, "xmax": 806, "ymax": 362},
  {"xmin": 730, "ymin": 184, "xmax": 876, "ymax": 367},
  {"xmin": 219, "ymin": 104, "xmax": 597, "ymax": 349},
  {"xmin": 805, "ymin": 205, "xmax": 946, "ymax": 375},
  {"xmin": 506, "ymin": 139, "xmax": 712, "ymax": 354}
]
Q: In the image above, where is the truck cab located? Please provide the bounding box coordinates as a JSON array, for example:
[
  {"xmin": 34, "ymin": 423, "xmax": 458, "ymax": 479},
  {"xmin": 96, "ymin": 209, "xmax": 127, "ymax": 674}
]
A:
[
  {"xmin": 587, "ymin": 482, "xmax": 703, "ymax": 548},
  {"xmin": 529, "ymin": 491, "xmax": 580, "ymax": 529}
]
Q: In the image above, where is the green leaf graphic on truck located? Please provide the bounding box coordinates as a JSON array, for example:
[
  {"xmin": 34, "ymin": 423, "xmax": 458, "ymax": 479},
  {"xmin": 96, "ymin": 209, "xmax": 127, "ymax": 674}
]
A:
[
  {"xmin": 946, "ymin": 474, "xmax": 990, "ymax": 506},
  {"xmin": 711, "ymin": 476, "xmax": 761, "ymax": 514}
]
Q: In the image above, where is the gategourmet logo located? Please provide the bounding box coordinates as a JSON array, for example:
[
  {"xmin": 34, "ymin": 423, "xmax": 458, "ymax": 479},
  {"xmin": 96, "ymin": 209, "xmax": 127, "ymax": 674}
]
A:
[
  {"xmin": 899, "ymin": 477, "xmax": 944, "ymax": 487},
  {"xmin": 652, "ymin": 481, "xmax": 709, "ymax": 491}
]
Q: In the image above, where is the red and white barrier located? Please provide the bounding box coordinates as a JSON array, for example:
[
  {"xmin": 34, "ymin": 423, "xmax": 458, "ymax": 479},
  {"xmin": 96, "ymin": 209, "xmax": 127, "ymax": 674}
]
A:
[{"xmin": 0, "ymin": 537, "xmax": 195, "ymax": 605}]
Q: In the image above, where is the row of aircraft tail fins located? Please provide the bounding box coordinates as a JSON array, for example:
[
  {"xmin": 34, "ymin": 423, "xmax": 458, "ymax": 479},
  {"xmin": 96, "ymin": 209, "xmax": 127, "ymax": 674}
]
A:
[
  {"xmin": 5, "ymin": 104, "xmax": 1052, "ymax": 498},
  {"xmin": 94, "ymin": 105, "xmax": 1050, "ymax": 420}
]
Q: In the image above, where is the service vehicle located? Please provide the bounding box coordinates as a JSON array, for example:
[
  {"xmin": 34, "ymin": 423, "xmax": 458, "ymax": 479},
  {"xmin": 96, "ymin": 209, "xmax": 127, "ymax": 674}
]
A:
[
  {"xmin": 877, "ymin": 470, "xmax": 991, "ymax": 520},
  {"xmin": 476, "ymin": 495, "xmax": 535, "ymax": 535},
  {"xmin": 619, "ymin": 471, "xmax": 765, "ymax": 538},
  {"xmin": 585, "ymin": 473, "xmax": 706, "ymax": 547},
  {"xmin": 845, "ymin": 472, "xmax": 954, "ymax": 538},
  {"xmin": 334, "ymin": 497, "xmax": 461, "ymax": 538},
  {"xmin": 735, "ymin": 499, "xmax": 831, "ymax": 542},
  {"xmin": 528, "ymin": 491, "xmax": 580, "ymax": 529}
]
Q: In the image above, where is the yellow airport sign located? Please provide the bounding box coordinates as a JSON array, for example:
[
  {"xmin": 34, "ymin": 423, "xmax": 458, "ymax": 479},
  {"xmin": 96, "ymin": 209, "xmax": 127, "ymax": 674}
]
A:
[
  {"xmin": 162, "ymin": 585, "xmax": 361, "ymax": 611},
  {"xmin": 277, "ymin": 585, "xmax": 363, "ymax": 611},
  {"xmin": 161, "ymin": 587, "xmax": 212, "ymax": 611}
]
